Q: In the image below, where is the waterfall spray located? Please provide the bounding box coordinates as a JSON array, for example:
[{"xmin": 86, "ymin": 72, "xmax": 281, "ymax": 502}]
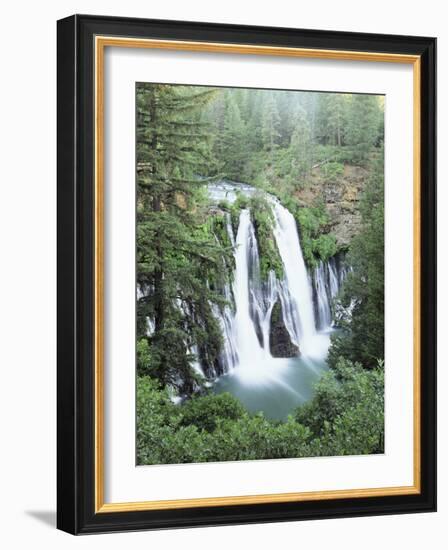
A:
[{"xmin": 208, "ymin": 182, "xmax": 346, "ymax": 383}]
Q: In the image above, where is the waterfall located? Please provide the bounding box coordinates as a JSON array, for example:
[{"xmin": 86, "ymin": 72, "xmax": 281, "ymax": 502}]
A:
[
  {"xmin": 231, "ymin": 209, "xmax": 266, "ymax": 373},
  {"xmin": 212, "ymin": 281, "xmax": 238, "ymax": 373},
  {"xmin": 207, "ymin": 182, "xmax": 346, "ymax": 382},
  {"xmin": 225, "ymin": 212, "xmax": 235, "ymax": 247},
  {"xmin": 314, "ymin": 262, "xmax": 332, "ymax": 330},
  {"xmin": 243, "ymin": 216, "xmax": 279, "ymax": 360},
  {"xmin": 255, "ymin": 270, "xmax": 279, "ymax": 360},
  {"xmin": 189, "ymin": 345, "xmax": 205, "ymax": 378},
  {"xmin": 215, "ymin": 202, "xmax": 322, "ymax": 376},
  {"xmin": 313, "ymin": 256, "xmax": 348, "ymax": 330},
  {"xmin": 272, "ymin": 202, "xmax": 316, "ymax": 352},
  {"xmin": 211, "ymin": 213, "xmax": 239, "ymax": 373},
  {"xmin": 328, "ymin": 257, "xmax": 340, "ymax": 298}
]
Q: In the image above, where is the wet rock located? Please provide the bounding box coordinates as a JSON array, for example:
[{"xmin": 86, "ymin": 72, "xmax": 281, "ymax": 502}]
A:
[{"xmin": 269, "ymin": 300, "xmax": 299, "ymax": 358}]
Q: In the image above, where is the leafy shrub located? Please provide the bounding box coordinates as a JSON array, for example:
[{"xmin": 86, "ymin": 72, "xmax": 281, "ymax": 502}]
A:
[
  {"xmin": 136, "ymin": 338, "xmax": 152, "ymax": 376},
  {"xmin": 295, "ymin": 204, "xmax": 335, "ymax": 267},
  {"xmin": 203, "ymin": 414, "xmax": 312, "ymax": 462},
  {"xmin": 218, "ymin": 199, "xmax": 231, "ymax": 211},
  {"xmin": 234, "ymin": 191, "xmax": 249, "ymax": 210},
  {"xmin": 321, "ymin": 161, "xmax": 344, "ymax": 182},
  {"xmin": 312, "ymin": 234, "xmax": 338, "ymax": 262},
  {"xmin": 295, "ymin": 358, "xmax": 384, "ymax": 455},
  {"xmin": 137, "ymin": 356, "xmax": 384, "ymax": 465},
  {"xmin": 180, "ymin": 392, "xmax": 246, "ymax": 432},
  {"xmin": 249, "ymin": 195, "xmax": 284, "ymax": 280}
]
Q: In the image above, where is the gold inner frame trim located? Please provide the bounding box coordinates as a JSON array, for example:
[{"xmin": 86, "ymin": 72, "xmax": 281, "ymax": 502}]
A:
[{"xmin": 94, "ymin": 35, "xmax": 422, "ymax": 513}]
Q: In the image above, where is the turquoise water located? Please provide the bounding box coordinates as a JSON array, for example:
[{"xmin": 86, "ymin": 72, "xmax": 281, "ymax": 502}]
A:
[{"xmin": 214, "ymin": 338, "xmax": 329, "ymax": 421}]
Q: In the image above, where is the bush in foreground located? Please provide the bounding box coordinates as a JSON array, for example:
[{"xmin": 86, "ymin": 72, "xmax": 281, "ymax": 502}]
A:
[{"xmin": 137, "ymin": 358, "xmax": 384, "ymax": 465}]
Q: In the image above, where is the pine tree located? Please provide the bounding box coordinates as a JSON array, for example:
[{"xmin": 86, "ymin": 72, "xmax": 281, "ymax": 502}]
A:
[
  {"xmin": 327, "ymin": 93, "xmax": 348, "ymax": 146},
  {"xmin": 315, "ymin": 92, "xmax": 348, "ymax": 146},
  {"xmin": 136, "ymin": 84, "xmax": 228, "ymax": 391},
  {"xmin": 289, "ymin": 106, "xmax": 312, "ymax": 181},
  {"xmin": 221, "ymin": 92, "xmax": 247, "ymax": 180},
  {"xmin": 202, "ymin": 89, "xmax": 226, "ymax": 174},
  {"xmin": 276, "ymin": 91, "xmax": 297, "ymax": 147},
  {"xmin": 345, "ymin": 95, "xmax": 382, "ymax": 164},
  {"xmin": 245, "ymin": 90, "xmax": 264, "ymax": 153},
  {"xmin": 261, "ymin": 92, "xmax": 281, "ymax": 158}
]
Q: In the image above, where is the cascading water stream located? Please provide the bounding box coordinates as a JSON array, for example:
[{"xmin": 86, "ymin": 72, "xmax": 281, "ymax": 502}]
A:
[
  {"xmin": 256, "ymin": 271, "xmax": 278, "ymax": 360},
  {"xmin": 231, "ymin": 209, "xmax": 266, "ymax": 375},
  {"xmin": 328, "ymin": 258, "xmax": 340, "ymax": 298},
  {"xmin": 271, "ymin": 202, "xmax": 316, "ymax": 352},
  {"xmin": 139, "ymin": 181, "xmax": 349, "ymax": 417},
  {"xmin": 314, "ymin": 261, "xmax": 332, "ymax": 330},
  {"xmin": 313, "ymin": 257, "xmax": 348, "ymax": 331},
  {"xmin": 206, "ymin": 182, "xmax": 347, "ymax": 417},
  {"xmin": 211, "ymin": 213, "xmax": 238, "ymax": 373}
]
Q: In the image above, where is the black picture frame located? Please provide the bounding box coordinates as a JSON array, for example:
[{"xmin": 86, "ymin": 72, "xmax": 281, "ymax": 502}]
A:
[{"xmin": 57, "ymin": 14, "xmax": 436, "ymax": 535}]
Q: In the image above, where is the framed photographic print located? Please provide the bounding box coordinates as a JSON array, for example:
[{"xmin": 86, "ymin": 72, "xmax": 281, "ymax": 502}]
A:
[{"xmin": 57, "ymin": 14, "xmax": 436, "ymax": 534}]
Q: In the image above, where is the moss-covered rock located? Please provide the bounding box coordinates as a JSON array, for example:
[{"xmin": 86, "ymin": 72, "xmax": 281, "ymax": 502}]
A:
[{"xmin": 250, "ymin": 198, "xmax": 284, "ymax": 281}]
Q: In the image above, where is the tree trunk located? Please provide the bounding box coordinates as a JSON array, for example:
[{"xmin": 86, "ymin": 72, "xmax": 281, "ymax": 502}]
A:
[{"xmin": 147, "ymin": 89, "xmax": 165, "ymax": 334}]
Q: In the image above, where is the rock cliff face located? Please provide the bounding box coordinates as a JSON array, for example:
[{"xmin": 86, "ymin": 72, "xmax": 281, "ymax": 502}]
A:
[
  {"xmin": 296, "ymin": 164, "xmax": 367, "ymax": 248},
  {"xmin": 269, "ymin": 300, "xmax": 299, "ymax": 358}
]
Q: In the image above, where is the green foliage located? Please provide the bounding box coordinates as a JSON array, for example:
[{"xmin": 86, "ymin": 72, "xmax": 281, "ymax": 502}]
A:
[
  {"xmin": 179, "ymin": 393, "xmax": 247, "ymax": 432},
  {"xmin": 261, "ymin": 92, "xmax": 281, "ymax": 155},
  {"xmin": 137, "ymin": 355, "xmax": 384, "ymax": 465},
  {"xmin": 288, "ymin": 106, "xmax": 312, "ymax": 180},
  {"xmin": 249, "ymin": 195, "xmax": 284, "ymax": 280},
  {"xmin": 312, "ymin": 234, "xmax": 338, "ymax": 261},
  {"xmin": 321, "ymin": 161, "xmax": 345, "ymax": 182},
  {"xmin": 136, "ymin": 376, "xmax": 183, "ymax": 466},
  {"xmin": 234, "ymin": 192, "xmax": 250, "ymax": 210},
  {"xmin": 203, "ymin": 87, "xmax": 383, "ymax": 193},
  {"xmin": 136, "ymin": 376, "xmax": 312, "ymax": 464},
  {"xmin": 226, "ymin": 192, "xmax": 250, "ymax": 233},
  {"xmin": 296, "ymin": 203, "xmax": 329, "ymax": 233},
  {"xmin": 207, "ymin": 415, "xmax": 312, "ymax": 462},
  {"xmin": 315, "ymin": 92, "xmax": 349, "ymax": 146},
  {"xmin": 136, "ymin": 84, "xmax": 385, "ymax": 464},
  {"xmin": 297, "ymin": 358, "xmax": 384, "ymax": 456},
  {"xmin": 345, "ymin": 95, "xmax": 383, "ymax": 165},
  {"xmin": 205, "ymin": 213, "xmax": 235, "ymax": 277},
  {"xmin": 295, "ymin": 204, "xmax": 335, "ymax": 267},
  {"xmin": 217, "ymin": 199, "xmax": 231, "ymax": 210},
  {"xmin": 224, "ymin": 192, "xmax": 284, "ymax": 281},
  {"xmin": 136, "ymin": 83, "xmax": 229, "ymax": 391},
  {"xmin": 328, "ymin": 151, "xmax": 384, "ymax": 368},
  {"xmin": 136, "ymin": 338, "xmax": 153, "ymax": 377},
  {"xmin": 246, "ymin": 188, "xmax": 339, "ymax": 269},
  {"xmin": 208, "ymin": 92, "xmax": 249, "ymax": 180}
]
